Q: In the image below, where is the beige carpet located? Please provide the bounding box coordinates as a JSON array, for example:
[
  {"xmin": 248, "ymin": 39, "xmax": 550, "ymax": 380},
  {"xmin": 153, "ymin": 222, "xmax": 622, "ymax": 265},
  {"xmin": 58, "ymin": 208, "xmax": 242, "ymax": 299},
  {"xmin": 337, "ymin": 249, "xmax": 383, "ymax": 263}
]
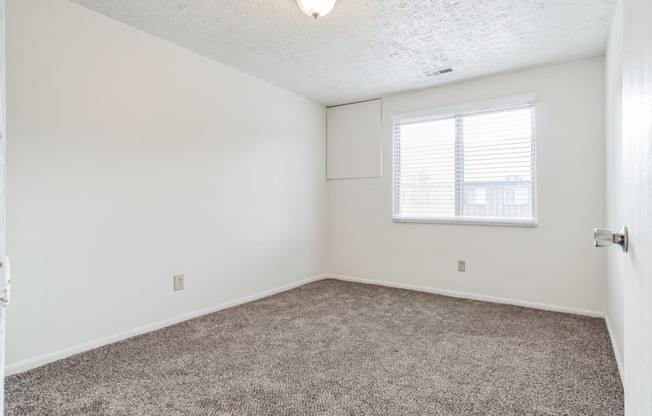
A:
[{"xmin": 5, "ymin": 279, "xmax": 623, "ymax": 415}]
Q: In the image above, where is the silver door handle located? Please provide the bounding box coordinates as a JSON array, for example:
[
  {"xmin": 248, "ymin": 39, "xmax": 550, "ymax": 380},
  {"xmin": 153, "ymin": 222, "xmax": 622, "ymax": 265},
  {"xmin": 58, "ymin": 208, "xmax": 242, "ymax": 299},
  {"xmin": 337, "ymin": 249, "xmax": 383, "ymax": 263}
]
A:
[{"xmin": 594, "ymin": 226, "xmax": 628, "ymax": 252}]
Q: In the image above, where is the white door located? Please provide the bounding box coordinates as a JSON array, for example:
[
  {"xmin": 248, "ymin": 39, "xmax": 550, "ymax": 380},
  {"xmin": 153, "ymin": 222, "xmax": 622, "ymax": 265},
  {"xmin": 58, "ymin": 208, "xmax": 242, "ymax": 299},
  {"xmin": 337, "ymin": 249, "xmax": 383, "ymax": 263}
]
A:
[
  {"xmin": 622, "ymin": 0, "xmax": 652, "ymax": 413},
  {"xmin": 0, "ymin": 0, "xmax": 6, "ymax": 414}
]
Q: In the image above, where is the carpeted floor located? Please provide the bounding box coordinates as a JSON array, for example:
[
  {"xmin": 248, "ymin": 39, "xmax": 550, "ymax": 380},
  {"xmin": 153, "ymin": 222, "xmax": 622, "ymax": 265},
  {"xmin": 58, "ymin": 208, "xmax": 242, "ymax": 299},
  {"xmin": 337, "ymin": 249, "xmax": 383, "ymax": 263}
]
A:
[{"xmin": 5, "ymin": 279, "xmax": 623, "ymax": 415}]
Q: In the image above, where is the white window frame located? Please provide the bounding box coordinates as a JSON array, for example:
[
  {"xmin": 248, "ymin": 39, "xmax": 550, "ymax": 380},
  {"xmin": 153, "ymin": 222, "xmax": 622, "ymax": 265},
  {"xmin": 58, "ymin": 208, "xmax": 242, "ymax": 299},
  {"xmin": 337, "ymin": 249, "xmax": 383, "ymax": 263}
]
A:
[{"xmin": 391, "ymin": 94, "xmax": 537, "ymax": 227}]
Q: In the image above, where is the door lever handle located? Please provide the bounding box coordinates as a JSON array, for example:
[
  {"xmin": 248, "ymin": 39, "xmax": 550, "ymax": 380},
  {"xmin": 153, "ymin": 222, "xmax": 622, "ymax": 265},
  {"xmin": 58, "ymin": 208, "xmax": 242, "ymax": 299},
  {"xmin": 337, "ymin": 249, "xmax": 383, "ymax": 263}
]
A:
[{"xmin": 594, "ymin": 226, "xmax": 628, "ymax": 252}]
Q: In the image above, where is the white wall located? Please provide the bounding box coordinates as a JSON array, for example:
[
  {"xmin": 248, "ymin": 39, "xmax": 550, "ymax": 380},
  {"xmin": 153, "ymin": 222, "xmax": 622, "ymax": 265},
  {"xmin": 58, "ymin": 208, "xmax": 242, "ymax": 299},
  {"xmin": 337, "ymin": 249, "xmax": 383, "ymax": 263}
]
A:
[
  {"xmin": 605, "ymin": 0, "xmax": 624, "ymax": 379},
  {"xmin": 326, "ymin": 100, "xmax": 382, "ymax": 180},
  {"xmin": 328, "ymin": 58, "xmax": 607, "ymax": 315},
  {"xmin": 5, "ymin": 0, "xmax": 326, "ymax": 370}
]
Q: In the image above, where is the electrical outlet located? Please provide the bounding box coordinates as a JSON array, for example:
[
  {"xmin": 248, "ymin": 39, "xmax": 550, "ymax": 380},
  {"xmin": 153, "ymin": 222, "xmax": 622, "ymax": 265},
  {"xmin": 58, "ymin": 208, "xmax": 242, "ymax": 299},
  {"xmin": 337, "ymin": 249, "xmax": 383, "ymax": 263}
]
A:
[
  {"xmin": 458, "ymin": 261, "xmax": 466, "ymax": 272},
  {"xmin": 174, "ymin": 274, "xmax": 184, "ymax": 291}
]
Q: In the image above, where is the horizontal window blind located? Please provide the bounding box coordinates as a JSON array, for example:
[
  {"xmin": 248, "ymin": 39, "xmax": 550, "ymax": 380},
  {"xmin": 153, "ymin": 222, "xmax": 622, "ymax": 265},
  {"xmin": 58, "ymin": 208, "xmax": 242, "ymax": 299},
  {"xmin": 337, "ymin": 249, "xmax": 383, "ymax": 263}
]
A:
[{"xmin": 393, "ymin": 99, "xmax": 536, "ymax": 226}]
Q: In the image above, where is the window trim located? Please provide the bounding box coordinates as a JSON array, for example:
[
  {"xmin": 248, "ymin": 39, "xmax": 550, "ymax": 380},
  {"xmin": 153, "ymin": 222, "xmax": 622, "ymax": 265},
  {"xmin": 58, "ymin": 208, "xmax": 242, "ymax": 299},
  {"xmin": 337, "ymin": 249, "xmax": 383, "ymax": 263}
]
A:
[{"xmin": 392, "ymin": 94, "xmax": 538, "ymax": 227}]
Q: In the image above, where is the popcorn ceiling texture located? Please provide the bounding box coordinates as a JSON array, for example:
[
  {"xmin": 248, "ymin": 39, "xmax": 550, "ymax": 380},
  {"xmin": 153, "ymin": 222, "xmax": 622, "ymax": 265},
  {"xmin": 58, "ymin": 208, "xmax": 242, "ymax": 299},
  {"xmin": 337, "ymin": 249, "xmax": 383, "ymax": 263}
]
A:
[{"xmin": 68, "ymin": 0, "xmax": 615, "ymax": 106}]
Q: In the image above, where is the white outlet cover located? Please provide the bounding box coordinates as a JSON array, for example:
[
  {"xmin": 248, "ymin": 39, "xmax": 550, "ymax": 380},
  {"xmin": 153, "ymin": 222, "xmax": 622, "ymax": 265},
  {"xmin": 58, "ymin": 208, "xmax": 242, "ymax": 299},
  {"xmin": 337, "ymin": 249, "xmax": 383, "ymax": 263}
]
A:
[{"xmin": 174, "ymin": 274, "xmax": 184, "ymax": 291}]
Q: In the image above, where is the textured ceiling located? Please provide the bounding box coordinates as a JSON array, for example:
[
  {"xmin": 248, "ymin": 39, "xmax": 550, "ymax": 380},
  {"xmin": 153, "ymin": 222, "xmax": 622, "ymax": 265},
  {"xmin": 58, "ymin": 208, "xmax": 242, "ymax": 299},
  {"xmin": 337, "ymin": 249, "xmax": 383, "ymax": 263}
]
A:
[{"xmin": 69, "ymin": 0, "xmax": 616, "ymax": 106}]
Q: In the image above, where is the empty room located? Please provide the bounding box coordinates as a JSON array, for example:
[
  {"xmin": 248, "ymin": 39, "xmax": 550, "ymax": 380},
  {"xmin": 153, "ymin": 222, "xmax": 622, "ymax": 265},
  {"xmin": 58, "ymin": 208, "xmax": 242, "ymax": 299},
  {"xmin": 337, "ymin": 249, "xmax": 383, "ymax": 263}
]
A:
[{"xmin": 1, "ymin": 0, "xmax": 650, "ymax": 414}]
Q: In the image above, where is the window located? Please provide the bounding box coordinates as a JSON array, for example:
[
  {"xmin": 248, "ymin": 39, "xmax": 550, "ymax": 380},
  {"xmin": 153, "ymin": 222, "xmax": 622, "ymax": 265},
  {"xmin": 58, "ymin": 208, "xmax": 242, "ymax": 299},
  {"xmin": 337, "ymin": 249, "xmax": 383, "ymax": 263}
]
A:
[
  {"xmin": 392, "ymin": 95, "xmax": 536, "ymax": 226},
  {"xmin": 504, "ymin": 187, "xmax": 530, "ymax": 206},
  {"xmin": 465, "ymin": 188, "xmax": 487, "ymax": 205}
]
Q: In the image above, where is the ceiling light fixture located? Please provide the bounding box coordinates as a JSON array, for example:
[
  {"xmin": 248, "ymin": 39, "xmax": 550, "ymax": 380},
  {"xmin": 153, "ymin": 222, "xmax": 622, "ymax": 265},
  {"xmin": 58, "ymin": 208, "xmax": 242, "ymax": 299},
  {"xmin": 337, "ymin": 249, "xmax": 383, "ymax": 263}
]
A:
[{"xmin": 297, "ymin": 0, "xmax": 336, "ymax": 19}]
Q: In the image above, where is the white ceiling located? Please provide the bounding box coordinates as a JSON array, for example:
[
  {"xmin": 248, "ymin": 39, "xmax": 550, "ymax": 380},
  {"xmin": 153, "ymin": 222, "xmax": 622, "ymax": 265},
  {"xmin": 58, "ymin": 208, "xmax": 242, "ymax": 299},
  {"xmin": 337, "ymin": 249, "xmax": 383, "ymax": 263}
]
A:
[{"xmin": 70, "ymin": 0, "xmax": 616, "ymax": 106}]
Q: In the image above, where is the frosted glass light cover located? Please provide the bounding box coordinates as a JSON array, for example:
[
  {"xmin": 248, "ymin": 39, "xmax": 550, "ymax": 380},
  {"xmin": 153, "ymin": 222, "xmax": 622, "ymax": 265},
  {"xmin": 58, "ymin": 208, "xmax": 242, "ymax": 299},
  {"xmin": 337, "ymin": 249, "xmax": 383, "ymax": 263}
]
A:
[{"xmin": 297, "ymin": 0, "xmax": 336, "ymax": 18}]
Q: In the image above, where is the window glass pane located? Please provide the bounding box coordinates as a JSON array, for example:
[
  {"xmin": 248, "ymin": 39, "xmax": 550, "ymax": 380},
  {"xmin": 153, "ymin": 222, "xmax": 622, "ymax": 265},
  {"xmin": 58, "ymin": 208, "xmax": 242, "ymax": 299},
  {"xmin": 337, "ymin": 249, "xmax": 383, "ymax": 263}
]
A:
[
  {"xmin": 461, "ymin": 108, "xmax": 533, "ymax": 219},
  {"xmin": 398, "ymin": 119, "xmax": 455, "ymax": 217},
  {"xmin": 464, "ymin": 187, "xmax": 487, "ymax": 205}
]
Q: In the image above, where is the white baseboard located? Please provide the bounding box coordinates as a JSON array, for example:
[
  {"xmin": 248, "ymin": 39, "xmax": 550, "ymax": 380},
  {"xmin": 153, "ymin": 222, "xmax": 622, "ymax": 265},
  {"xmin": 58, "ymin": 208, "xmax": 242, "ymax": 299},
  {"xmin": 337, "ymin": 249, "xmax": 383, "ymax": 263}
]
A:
[
  {"xmin": 605, "ymin": 314, "xmax": 624, "ymax": 384},
  {"xmin": 327, "ymin": 274, "xmax": 605, "ymax": 318},
  {"xmin": 6, "ymin": 274, "xmax": 326, "ymax": 376}
]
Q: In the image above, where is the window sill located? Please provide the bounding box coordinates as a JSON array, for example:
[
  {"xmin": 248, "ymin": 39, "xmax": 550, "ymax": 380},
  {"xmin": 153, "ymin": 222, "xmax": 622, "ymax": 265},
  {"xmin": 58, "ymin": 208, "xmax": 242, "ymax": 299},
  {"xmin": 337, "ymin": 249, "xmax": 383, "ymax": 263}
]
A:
[{"xmin": 392, "ymin": 216, "xmax": 537, "ymax": 227}]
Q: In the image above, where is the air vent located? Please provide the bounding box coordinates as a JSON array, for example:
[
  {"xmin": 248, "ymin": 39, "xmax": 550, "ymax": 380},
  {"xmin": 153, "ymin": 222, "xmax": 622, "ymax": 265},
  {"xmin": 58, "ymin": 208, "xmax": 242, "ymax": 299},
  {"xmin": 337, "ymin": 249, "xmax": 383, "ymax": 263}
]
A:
[{"xmin": 424, "ymin": 68, "xmax": 453, "ymax": 77}]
